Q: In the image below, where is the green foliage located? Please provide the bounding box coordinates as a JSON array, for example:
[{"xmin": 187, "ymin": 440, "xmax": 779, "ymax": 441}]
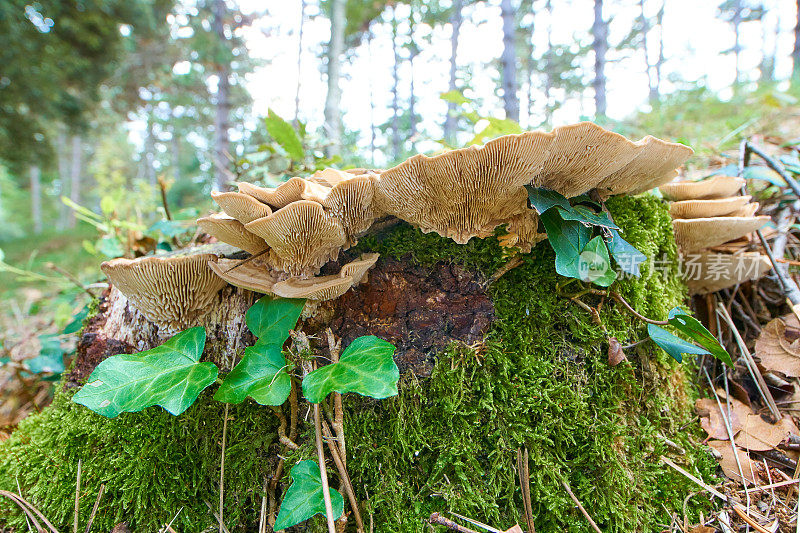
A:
[
  {"xmin": 214, "ymin": 342, "xmax": 292, "ymax": 406},
  {"xmin": 539, "ymin": 209, "xmax": 593, "ymax": 279},
  {"xmin": 265, "ymin": 109, "xmax": 305, "ymax": 162},
  {"xmin": 273, "ymin": 460, "xmax": 345, "ymax": 530},
  {"xmin": 607, "ymin": 229, "xmax": 646, "ymax": 276},
  {"xmin": 25, "ymin": 334, "xmax": 66, "ymax": 375},
  {"xmin": 302, "ymin": 336, "xmax": 399, "ymax": 403},
  {"xmin": 647, "ymin": 324, "xmax": 710, "ymax": 363},
  {"xmin": 72, "ymin": 327, "xmax": 218, "ymax": 417},
  {"xmin": 579, "ymin": 236, "xmax": 617, "ymax": 287},
  {"xmin": 666, "ymin": 308, "xmax": 733, "ymax": 367},
  {"xmin": 245, "ymin": 296, "xmax": 305, "ymax": 342}
]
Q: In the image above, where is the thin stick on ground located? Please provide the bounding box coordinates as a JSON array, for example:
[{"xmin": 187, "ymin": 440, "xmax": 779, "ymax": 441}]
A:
[
  {"xmin": 560, "ymin": 480, "xmax": 601, "ymax": 533},
  {"xmin": 157, "ymin": 176, "xmax": 173, "ymax": 221},
  {"xmin": 83, "ymin": 484, "xmax": 104, "ymax": 533},
  {"xmin": 74, "ymin": 458, "xmax": 82, "ymax": 533},
  {"xmin": 325, "ymin": 328, "xmax": 346, "ymax": 466},
  {"xmin": 314, "ymin": 402, "xmax": 338, "ymax": 533},
  {"xmin": 0, "ymin": 490, "xmax": 60, "ymax": 533},
  {"xmin": 219, "ymin": 403, "xmax": 229, "ymax": 533},
  {"xmin": 428, "ymin": 512, "xmax": 479, "ymax": 533},
  {"xmin": 516, "ymin": 448, "xmax": 535, "ymax": 533},
  {"xmin": 322, "ymin": 419, "xmax": 364, "ymax": 533}
]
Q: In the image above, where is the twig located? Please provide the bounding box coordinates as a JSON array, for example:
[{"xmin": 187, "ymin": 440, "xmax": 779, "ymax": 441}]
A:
[
  {"xmin": 742, "ymin": 141, "xmax": 800, "ymax": 198},
  {"xmin": 162, "ymin": 507, "xmax": 182, "ymax": 533},
  {"xmin": 74, "ymin": 458, "xmax": 81, "ymax": 533},
  {"xmin": 428, "ymin": 512, "xmax": 479, "ymax": 533},
  {"xmin": 488, "ymin": 255, "xmax": 524, "ymax": 285},
  {"xmin": 0, "ymin": 490, "xmax": 60, "ymax": 532},
  {"xmin": 47, "ymin": 264, "xmax": 95, "ymax": 299},
  {"xmin": 314, "ymin": 402, "xmax": 337, "ymax": 533},
  {"xmin": 716, "ymin": 303, "xmax": 781, "ymax": 420},
  {"xmin": 731, "ymin": 504, "xmax": 772, "ymax": 533},
  {"xmin": 219, "ymin": 403, "xmax": 229, "ymax": 533},
  {"xmin": 158, "ymin": 177, "xmax": 173, "ymax": 221},
  {"xmin": 322, "ymin": 420, "xmax": 364, "ymax": 533},
  {"xmin": 560, "ymin": 480, "xmax": 601, "ymax": 533},
  {"xmin": 83, "ymin": 484, "xmax": 104, "ymax": 533},
  {"xmin": 516, "ymin": 449, "xmax": 535, "ymax": 533},
  {"xmin": 271, "ymin": 406, "xmax": 300, "ymax": 450},
  {"xmin": 586, "ymin": 289, "xmax": 668, "ymax": 325},
  {"xmin": 325, "ymin": 329, "xmax": 346, "ymax": 466}
]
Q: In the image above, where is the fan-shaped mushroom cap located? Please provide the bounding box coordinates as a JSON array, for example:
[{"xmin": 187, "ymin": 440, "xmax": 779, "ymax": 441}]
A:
[
  {"xmin": 673, "ymin": 216, "xmax": 770, "ymax": 251},
  {"xmin": 238, "ymin": 178, "xmax": 331, "ymax": 209},
  {"xmin": 685, "ymin": 252, "xmax": 772, "ymax": 294},
  {"xmin": 101, "ymin": 252, "xmax": 227, "ymax": 329},
  {"xmin": 659, "ymin": 176, "xmax": 745, "ymax": 201},
  {"xmin": 211, "ymin": 191, "xmax": 272, "ymax": 223},
  {"xmin": 197, "ymin": 213, "xmax": 269, "ymax": 256},
  {"xmin": 320, "ymin": 175, "xmax": 378, "ymax": 242},
  {"xmin": 339, "ymin": 252, "xmax": 379, "ymax": 284},
  {"xmin": 373, "ymin": 131, "xmax": 552, "ymax": 244},
  {"xmin": 669, "ymin": 196, "xmax": 752, "ymax": 219},
  {"xmin": 596, "ymin": 136, "xmax": 695, "ymax": 196},
  {"xmin": 730, "ymin": 202, "xmax": 759, "ymax": 217},
  {"xmin": 245, "ymin": 200, "xmax": 347, "ymax": 276},
  {"xmin": 272, "ymin": 275, "xmax": 355, "ymax": 301},
  {"xmin": 501, "ymin": 211, "xmax": 547, "ymax": 252},
  {"xmin": 207, "ymin": 258, "xmax": 283, "ymax": 294}
]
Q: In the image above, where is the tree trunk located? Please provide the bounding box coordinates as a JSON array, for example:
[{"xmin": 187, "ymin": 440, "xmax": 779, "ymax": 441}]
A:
[
  {"xmin": 444, "ymin": 0, "xmax": 463, "ymax": 145},
  {"xmin": 640, "ymin": 0, "xmax": 656, "ymax": 104},
  {"xmin": 172, "ymin": 130, "xmax": 181, "ymax": 183},
  {"xmin": 212, "ymin": 0, "xmax": 231, "ymax": 190},
  {"xmin": 653, "ymin": 1, "xmax": 664, "ymax": 100},
  {"xmin": 408, "ymin": 13, "xmax": 417, "ymax": 149},
  {"xmin": 732, "ymin": 0, "xmax": 742, "ymax": 85},
  {"xmin": 367, "ymin": 30, "xmax": 376, "ymax": 165},
  {"xmin": 30, "ymin": 165, "xmax": 42, "ymax": 235},
  {"xmin": 592, "ymin": 0, "xmax": 608, "ymax": 117},
  {"xmin": 760, "ymin": 11, "xmax": 776, "ymax": 83},
  {"xmin": 543, "ymin": 0, "xmax": 554, "ymax": 122},
  {"xmin": 500, "ymin": 0, "xmax": 519, "ymax": 123},
  {"xmin": 391, "ymin": 8, "xmax": 401, "ymax": 161},
  {"xmin": 69, "ymin": 135, "xmax": 82, "ymax": 229},
  {"xmin": 56, "ymin": 129, "xmax": 69, "ymax": 231},
  {"xmin": 324, "ymin": 0, "xmax": 345, "ymax": 158},
  {"xmin": 144, "ymin": 106, "xmax": 157, "ymax": 187},
  {"xmin": 294, "ymin": 0, "xmax": 306, "ymax": 126},
  {"xmin": 794, "ymin": 0, "xmax": 800, "ymax": 80}
]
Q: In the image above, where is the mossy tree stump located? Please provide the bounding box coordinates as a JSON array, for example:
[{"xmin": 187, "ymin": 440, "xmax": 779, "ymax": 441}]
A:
[{"xmin": 0, "ymin": 196, "xmax": 716, "ymax": 532}]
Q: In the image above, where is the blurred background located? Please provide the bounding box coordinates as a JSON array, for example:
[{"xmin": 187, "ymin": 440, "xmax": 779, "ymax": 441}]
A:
[{"xmin": 2, "ymin": 0, "xmax": 800, "ymax": 425}]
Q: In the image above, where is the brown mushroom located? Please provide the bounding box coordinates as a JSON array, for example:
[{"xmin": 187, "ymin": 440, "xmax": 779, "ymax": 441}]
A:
[
  {"xmin": 668, "ymin": 196, "xmax": 752, "ymax": 219},
  {"xmin": 659, "ymin": 176, "xmax": 745, "ymax": 201},
  {"xmin": 101, "ymin": 252, "xmax": 227, "ymax": 329},
  {"xmin": 207, "ymin": 258, "xmax": 282, "ymax": 294},
  {"xmin": 272, "ymin": 275, "xmax": 355, "ymax": 301},
  {"xmin": 245, "ymin": 200, "xmax": 347, "ymax": 276},
  {"xmin": 211, "ymin": 191, "xmax": 272, "ymax": 223},
  {"xmin": 321, "ymin": 175, "xmax": 378, "ymax": 243},
  {"xmin": 684, "ymin": 252, "xmax": 772, "ymax": 294},
  {"xmin": 673, "ymin": 216, "xmax": 770, "ymax": 251},
  {"xmin": 197, "ymin": 213, "xmax": 269, "ymax": 256},
  {"xmin": 730, "ymin": 202, "xmax": 759, "ymax": 217},
  {"xmin": 339, "ymin": 252, "xmax": 379, "ymax": 283},
  {"xmin": 238, "ymin": 178, "xmax": 331, "ymax": 209}
]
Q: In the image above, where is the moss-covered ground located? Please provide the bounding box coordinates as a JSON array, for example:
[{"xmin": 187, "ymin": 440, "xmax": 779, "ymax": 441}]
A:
[{"xmin": 0, "ymin": 195, "xmax": 717, "ymax": 531}]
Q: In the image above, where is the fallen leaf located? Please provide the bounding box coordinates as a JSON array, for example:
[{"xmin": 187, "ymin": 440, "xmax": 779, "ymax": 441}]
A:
[
  {"xmin": 736, "ymin": 415, "xmax": 798, "ymax": 451},
  {"xmin": 607, "ymin": 337, "xmax": 626, "ymax": 366},
  {"xmin": 695, "ymin": 397, "xmax": 743, "ymax": 440},
  {"xmin": 754, "ymin": 314, "xmax": 800, "ymax": 377},
  {"xmin": 689, "ymin": 526, "xmax": 715, "ymax": 533},
  {"xmin": 708, "ymin": 440, "xmax": 761, "ymax": 485}
]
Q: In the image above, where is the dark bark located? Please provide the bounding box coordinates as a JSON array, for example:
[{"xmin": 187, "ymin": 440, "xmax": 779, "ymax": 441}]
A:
[
  {"xmin": 444, "ymin": 0, "xmax": 462, "ymax": 144},
  {"xmin": 324, "ymin": 0, "xmax": 345, "ymax": 157},
  {"xmin": 500, "ymin": 0, "xmax": 519, "ymax": 123},
  {"xmin": 212, "ymin": 0, "xmax": 231, "ymax": 190},
  {"xmin": 30, "ymin": 165, "xmax": 42, "ymax": 235},
  {"xmin": 592, "ymin": 0, "xmax": 608, "ymax": 117}
]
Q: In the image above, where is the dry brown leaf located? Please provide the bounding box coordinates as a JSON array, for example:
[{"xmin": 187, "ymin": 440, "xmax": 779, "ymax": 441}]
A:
[
  {"xmin": 689, "ymin": 526, "xmax": 715, "ymax": 533},
  {"xmin": 708, "ymin": 440, "xmax": 762, "ymax": 485},
  {"xmin": 607, "ymin": 337, "xmax": 626, "ymax": 366},
  {"xmin": 754, "ymin": 314, "xmax": 800, "ymax": 377},
  {"xmin": 736, "ymin": 415, "xmax": 798, "ymax": 451},
  {"xmin": 695, "ymin": 397, "xmax": 744, "ymax": 440}
]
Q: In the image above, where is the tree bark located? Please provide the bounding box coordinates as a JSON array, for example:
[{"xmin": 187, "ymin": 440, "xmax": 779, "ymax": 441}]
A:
[
  {"xmin": 144, "ymin": 107, "xmax": 157, "ymax": 187},
  {"xmin": 69, "ymin": 135, "xmax": 82, "ymax": 229},
  {"xmin": 391, "ymin": 8, "xmax": 401, "ymax": 161},
  {"xmin": 408, "ymin": 12, "xmax": 417, "ymax": 149},
  {"xmin": 324, "ymin": 0, "xmax": 345, "ymax": 158},
  {"xmin": 294, "ymin": 0, "xmax": 306, "ymax": 126},
  {"xmin": 654, "ymin": 2, "xmax": 664, "ymax": 100},
  {"xmin": 500, "ymin": 0, "xmax": 519, "ymax": 123},
  {"xmin": 444, "ymin": 0, "xmax": 463, "ymax": 145},
  {"xmin": 30, "ymin": 165, "xmax": 42, "ymax": 235},
  {"xmin": 732, "ymin": 0, "xmax": 742, "ymax": 85},
  {"xmin": 172, "ymin": 129, "xmax": 181, "ymax": 183},
  {"xmin": 592, "ymin": 0, "xmax": 608, "ymax": 117},
  {"xmin": 212, "ymin": 0, "xmax": 231, "ymax": 190},
  {"xmin": 56, "ymin": 128, "xmax": 69, "ymax": 231}
]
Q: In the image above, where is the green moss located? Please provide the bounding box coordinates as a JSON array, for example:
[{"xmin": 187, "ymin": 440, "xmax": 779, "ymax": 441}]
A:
[{"xmin": 0, "ymin": 195, "xmax": 716, "ymax": 532}]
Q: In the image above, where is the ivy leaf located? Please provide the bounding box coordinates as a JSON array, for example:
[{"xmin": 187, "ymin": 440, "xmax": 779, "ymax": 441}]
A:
[
  {"xmin": 667, "ymin": 307, "xmax": 733, "ymax": 366},
  {"xmin": 265, "ymin": 109, "xmax": 304, "ymax": 162},
  {"xmin": 214, "ymin": 342, "xmax": 291, "ymax": 406},
  {"xmin": 526, "ymin": 186, "xmax": 571, "ymax": 214},
  {"xmin": 246, "ymin": 296, "xmax": 305, "ymax": 345},
  {"xmin": 579, "ymin": 236, "xmax": 617, "ymax": 287},
  {"xmin": 302, "ymin": 336, "xmax": 398, "ymax": 404},
  {"xmin": 26, "ymin": 334, "xmax": 66, "ymax": 374},
  {"xmin": 539, "ymin": 209, "xmax": 593, "ymax": 279},
  {"xmin": 63, "ymin": 304, "xmax": 90, "ymax": 335},
  {"xmin": 72, "ymin": 327, "xmax": 218, "ymax": 417},
  {"xmin": 607, "ymin": 229, "xmax": 646, "ymax": 277},
  {"xmin": 648, "ymin": 323, "xmax": 710, "ymax": 363},
  {"xmin": 274, "ymin": 460, "xmax": 344, "ymax": 530},
  {"xmin": 557, "ymin": 204, "xmax": 620, "ymax": 230}
]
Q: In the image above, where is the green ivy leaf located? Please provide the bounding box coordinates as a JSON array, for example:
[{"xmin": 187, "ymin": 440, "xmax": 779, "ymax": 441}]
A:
[
  {"xmin": 214, "ymin": 342, "xmax": 291, "ymax": 406},
  {"xmin": 526, "ymin": 186, "xmax": 571, "ymax": 214},
  {"xmin": 539, "ymin": 209, "xmax": 593, "ymax": 279},
  {"xmin": 579, "ymin": 236, "xmax": 617, "ymax": 287},
  {"xmin": 557, "ymin": 204, "xmax": 620, "ymax": 230},
  {"xmin": 302, "ymin": 336, "xmax": 398, "ymax": 404},
  {"xmin": 26, "ymin": 334, "xmax": 66, "ymax": 374},
  {"xmin": 63, "ymin": 304, "xmax": 90, "ymax": 335},
  {"xmin": 265, "ymin": 109, "xmax": 304, "ymax": 162},
  {"xmin": 72, "ymin": 327, "xmax": 218, "ymax": 417},
  {"xmin": 647, "ymin": 323, "xmax": 710, "ymax": 363},
  {"xmin": 246, "ymin": 296, "xmax": 305, "ymax": 344},
  {"xmin": 607, "ymin": 229, "xmax": 646, "ymax": 277},
  {"xmin": 274, "ymin": 460, "xmax": 344, "ymax": 530},
  {"xmin": 667, "ymin": 307, "xmax": 733, "ymax": 366}
]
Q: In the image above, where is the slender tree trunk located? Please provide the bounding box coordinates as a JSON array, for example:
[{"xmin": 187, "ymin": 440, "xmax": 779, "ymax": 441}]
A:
[
  {"xmin": 500, "ymin": 0, "xmax": 519, "ymax": 123},
  {"xmin": 525, "ymin": 21, "xmax": 534, "ymax": 128},
  {"xmin": 592, "ymin": 0, "xmax": 608, "ymax": 118},
  {"xmin": 324, "ymin": 0, "xmax": 345, "ymax": 158},
  {"xmin": 69, "ymin": 135, "xmax": 82, "ymax": 229},
  {"xmin": 144, "ymin": 107, "xmax": 157, "ymax": 186},
  {"xmin": 391, "ymin": 8, "xmax": 401, "ymax": 161},
  {"xmin": 212, "ymin": 0, "xmax": 231, "ymax": 190},
  {"xmin": 654, "ymin": 2, "xmax": 664, "ymax": 99},
  {"xmin": 760, "ymin": 11, "xmax": 777, "ymax": 83},
  {"xmin": 367, "ymin": 31, "xmax": 376, "ymax": 166},
  {"xmin": 733, "ymin": 0, "xmax": 742, "ymax": 85},
  {"xmin": 543, "ymin": 0, "xmax": 553, "ymax": 123},
  {"xmin": 172, "ymin": 130, "xmax": 181, "ymax": 182},
  {"xmin": 30, "ymin": 165, "xmax": 42, "ymax": 235},
  {"xmin": 793, "ymin": 0, "xmax": 800, "ymax": 80},
  {"xmin": 56, "ymin": 129, "xmax": 69, "ymax": 231},
  {"xmin": 444, "ymin": 0, "xmax": 462, "ymax": 144},
  {"xmin": 640, "ymin": 0, "xmax": 656, "ymax": 104},
  {"xmin": 294, "ymin": 0, "xmax": 306, "ymax": 126},
  {"xmin": 408, "ymin": 14, "xmax": 417, "ymax": 148}
]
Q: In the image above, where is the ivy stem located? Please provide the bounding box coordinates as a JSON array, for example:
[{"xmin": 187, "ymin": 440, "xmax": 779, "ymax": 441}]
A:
[
  {"xmin": 322, "ymin": 419, "xmax": 365, "ymax": 533},
  {"xmin": 587, "ymin": 289, "xmax": 668, "ymax": 325},
  {"xmin": 314, "ymin": 401, "xmax": 337, "ymax": 533},
  {"xmin": 218, "ymin": 403, "xmax": 229, "ymax": 533}
]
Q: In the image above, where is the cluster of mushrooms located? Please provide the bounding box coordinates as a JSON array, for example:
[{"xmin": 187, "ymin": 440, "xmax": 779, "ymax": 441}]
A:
[
  {"xmin": 102, "ymin": 122, "xmax": 700, "ymax": 330},
  {"xmin": 660, "ymin": 175, "xmax": 771, "ymax": 294}
]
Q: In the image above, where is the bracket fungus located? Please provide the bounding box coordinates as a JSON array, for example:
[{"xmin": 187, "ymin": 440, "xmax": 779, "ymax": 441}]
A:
[
  {"xmin": 238, "ymin": 177, "xmax": 331, "ymax": 209},
  {"xmin": 673, "ymin": 216, "xmax": 770, "ymax": 251},
  {"xmin": 668, "ymin": 196, "xmax": 752, "ymax": 219},
  {"xmin": 659, "ymin": 175, "xmax": 745, "ymax": 201},
  {"xmin": 686, "ymin": 252, "xmax": 772, "ymax": 294},
  {"xmin": 101, "ymin": 252, "xmax": 227, "ymax": 329},
  {"xmin": 210, "ymin": 191, "xmax": 272, "ymax": 223},
  {"xmin": 197, "ymin": 213, "xmax": 269, "ymax": 256}
]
